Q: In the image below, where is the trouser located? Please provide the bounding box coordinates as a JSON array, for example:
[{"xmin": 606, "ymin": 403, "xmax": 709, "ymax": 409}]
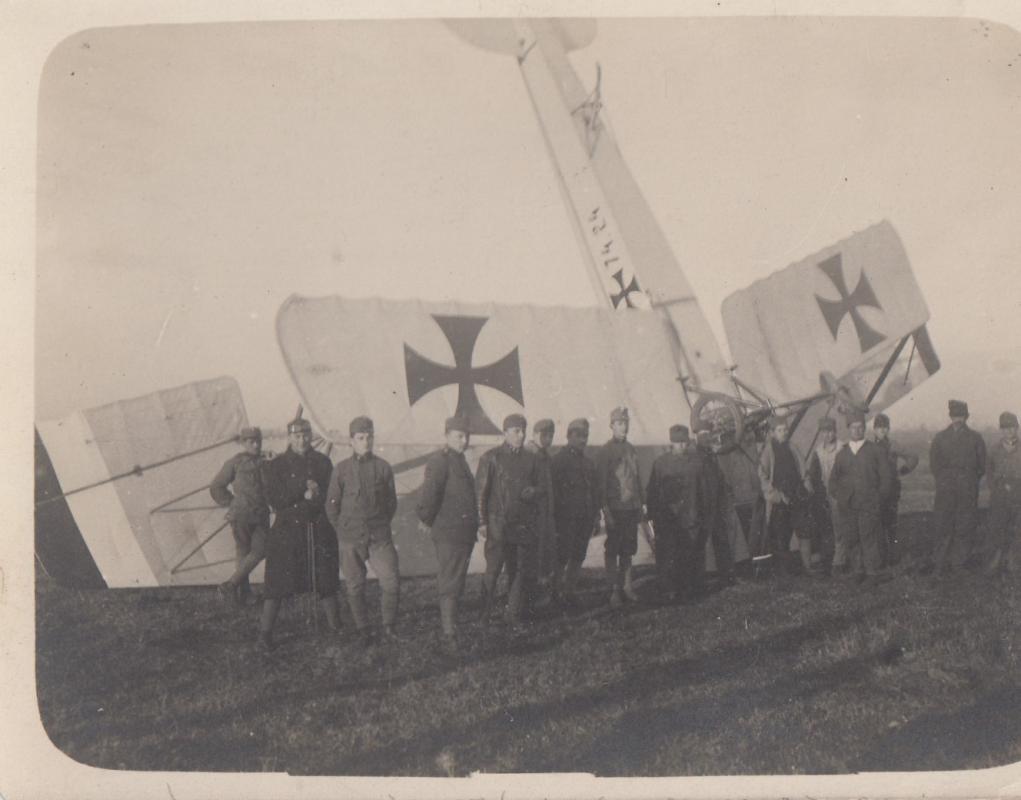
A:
[
  {"xmin": 554, "ymin": 516, "xmax": 593, "ymax": 597},
  {"xmin": 341, "ymin": 537, "xmax": 401, "ymax": 629},
  {"xmin": 986, "ymin": 497, "xmax": 1021, "ymax": 574},
  {"xmin": 709, "ymin": 514, "xmax": 734, "ymax": 577},
  {"xmin": 604, "ymin": 509, "xmax": 641, "ymax": 593},
  {"xmin": 654, "ymin": 516, "xmax": 700, "ymax": 597},
  {"xmin": 836, "ymin": 505, "xmax": 883, "ymax": 576},
  {"xmin": 535, "ymin": 517, "xmax": 557, "ymax": 588},
  {"xmin": 932, "ymin": 479, "xmax": 980, "ymax": 570},
  {"xmin": 229, "ymin": 519, "xmax": 267, "ymax": 594},
  {"xmin": 483, "ymin": 533, "xmax": 538, "ymax": 621},
  {"xmin": 433, "ymin": 539, "xmax": 475, "ymax": 635},
  {"xmin": 735, "ymin": 500, "xmax": 766, "ymax": 559},
  {"xmin": 878, "ymin": 496, "xmax": 900, "ymax": 566}
]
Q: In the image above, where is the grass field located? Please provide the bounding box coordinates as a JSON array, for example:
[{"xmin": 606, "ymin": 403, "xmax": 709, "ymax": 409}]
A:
[{"xmin": 35, "ymin": 428, "xmax": 1021, "ymax": 777}]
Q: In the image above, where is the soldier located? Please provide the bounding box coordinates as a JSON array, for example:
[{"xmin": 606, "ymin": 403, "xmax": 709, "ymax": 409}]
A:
[
  {"xmin": 416, "ymin": 416, "xmax": 478, "ymax": 653},
  {"xmin": 595, "ymin": 406, "xmax": 645, "ymax": 608},
  {"xmin": 696, "ymin": 428, "xmax": 735, "ymax": 585},
  {"xmin": 718, "ymin": 426, "xmax": 765, "ymax": 566},
  {"xmin": 209, "ymin": 426, "xmax": 269, "ymax": 607},
  {"xmin": 258, "ymin": 417, "xmax": 342, "ymax": 652},
  {"xmin": 326, "ymin": 416, "xmax": 400, "ymax": 646},
  {"xmin": 476, "ymin": 413, "xmax": 542, "ymax": 628},
  {"xmin": 526, "ymin": 418, "xmax": 557, "ymax": 601},
  {"xmin": 985, "ymin": 412, "xmax": 1021, "ymax": 577},
  {"xmin": 550, "ymin": 418, "xmax": 600, "ymax": 609},
  {"xmin": 925, "ymin": 400, "xmax": 987, "ymax": 576},
  {"xmin": 759, "ymin": 414, "xmax": 813, "ymax": 575},
  {"xmin": 871, "ymin": 413, "xmax": 918, "ymax": 567},
  {"xmin": 806, "ymin": 417, "xmax": 841, "ymax": 574},
  {"xmin": 646, "ymin": 424, "xmax": 702, "ymax": 603},
  {"xmin": 828, "ymin": 411, "xmax": 894, "ymax": 586}
]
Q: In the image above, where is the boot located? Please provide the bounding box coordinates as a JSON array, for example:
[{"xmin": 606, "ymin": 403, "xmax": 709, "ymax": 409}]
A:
[{"xmin": 622, "ymin": 559, "xmax": 639, "ymax": 602}]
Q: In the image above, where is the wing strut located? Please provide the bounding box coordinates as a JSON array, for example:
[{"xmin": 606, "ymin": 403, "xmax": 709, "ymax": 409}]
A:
[{"xmin": 35, "ymin": 434, "xmax": 241, "ymax": 509}]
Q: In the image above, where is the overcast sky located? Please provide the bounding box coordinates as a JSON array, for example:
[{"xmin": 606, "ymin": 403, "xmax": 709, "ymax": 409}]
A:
[{"xmin": 35, "ymin": 16, "xmax": 1021, "ymax": 430}]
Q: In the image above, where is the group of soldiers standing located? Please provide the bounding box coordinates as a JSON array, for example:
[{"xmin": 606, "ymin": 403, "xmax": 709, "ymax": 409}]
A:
[{"xmin": 207, "ymin": 398, "xmax": 1021, "ymax": 654}]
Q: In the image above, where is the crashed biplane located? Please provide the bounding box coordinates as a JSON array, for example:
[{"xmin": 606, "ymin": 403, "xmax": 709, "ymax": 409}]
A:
[{"xmin": 35, "ymin": 18, "xmax": 938, "ymax": 587}]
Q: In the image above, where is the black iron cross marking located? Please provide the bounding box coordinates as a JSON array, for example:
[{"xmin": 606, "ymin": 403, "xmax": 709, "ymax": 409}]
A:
[
  {"xmin": 611, "ymin": 269, "xmax": 641, "ymax": 309},
  {"xmin": 404, "ymin": 315, "xmax": 523, "ymax": 436},
  {"xmin": 815, "ymin": 253, "xmax": 885, "ymax": 352}
]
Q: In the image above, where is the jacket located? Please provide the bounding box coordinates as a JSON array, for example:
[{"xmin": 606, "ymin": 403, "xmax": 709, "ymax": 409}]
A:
[
  {"xmin": 325, "ymin": 452, "xmax": 398, "ymax": 544},
  {"xmin": 476, "ymin": 442, "xmax": 540, "ymax": 542},
  {"xmin": 416, "ymin": 447, "xmax": 479, "ymax": 543},
  {"xmin": 828, "ymin": 440, "xmax": 894, "ymax": 513},
  {"xmin": 209, "ymin": 451, "xmax": 269, "ymax": 524}
]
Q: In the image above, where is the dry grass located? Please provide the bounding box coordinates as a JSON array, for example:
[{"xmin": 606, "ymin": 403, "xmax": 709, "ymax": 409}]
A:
[{"xmin": 36, "ymin": 506, "xmax": 1021, "ymax": 776}]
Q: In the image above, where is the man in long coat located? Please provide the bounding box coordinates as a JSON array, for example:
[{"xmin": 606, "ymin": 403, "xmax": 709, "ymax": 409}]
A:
[
  {"xmin": 828, "ymin": 411, "xmax": 894, "ymax": 586},
  {"xmin": 326, "ymin": 415, "xmax": 400, "ymax": 646},
  {"xmin": 259, "ymin": 417, "xmax": 342, "ymax": 651},
  {"xmin": 759, "ymin": 415, "xmax": 813, "ymax": 575},
  {"xmin": 806, "ymin": 417, "xmax": 841, "ymax": 573},
  {"xmin": 646, "ymin": 424, "xmax": 703, "ymax": 603},
  {"xmin": 416, "ymin": 416, "xmax": 478, "ymax": 652},
  {"xmin": 927, "ymin": 399, "xmax": 987, "ymax": 575},
  {"xmin": 476, "ymin": 413, "xmax": 541, "ymax": 627},
  {"xmin": 526, "ymin": 418, "xmax": 557, "ymax": 601},
  {"xmin": 550, "ymin": 418, "xmax": 600, "ymax": 609}
]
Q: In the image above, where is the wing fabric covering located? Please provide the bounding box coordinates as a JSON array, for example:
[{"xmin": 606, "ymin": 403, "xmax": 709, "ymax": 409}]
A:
[
  {"xmin": 722, "ymin": 220, "xmax": 933, "ymax": 406},
  {"xmin": 277, "ymin": 295, "xmax": 686, "ymax": 447},
  {"xmin": 36, "ymin": 377, "xmax": 251, "ymax": 587},
  {"xmin": 722, "ymin": 221, "xmax": 939, "ymax": 456}
]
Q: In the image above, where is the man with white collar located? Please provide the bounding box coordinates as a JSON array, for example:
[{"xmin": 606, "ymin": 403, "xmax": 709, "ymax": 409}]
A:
[{"xmin": 828, "ymin": 411, "xmax": 894, "ymax": 586}]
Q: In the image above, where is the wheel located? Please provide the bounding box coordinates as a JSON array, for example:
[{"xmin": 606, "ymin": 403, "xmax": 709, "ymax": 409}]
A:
[{"xmin": 690, "ymin": 392, "xmax": 744, "ymax": 453}]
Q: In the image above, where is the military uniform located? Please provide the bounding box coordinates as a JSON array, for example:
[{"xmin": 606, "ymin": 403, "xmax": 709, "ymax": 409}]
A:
[
  {"xmin": 550, "ymin": 420, "xmax": 599, "ymax": 604},
  {"xmin": 526, "ymin": 431, "xmax": 557, "ymax": 589},
  {"xmin": 806, "ymin": 429, "xmax": 840, "ymax": 569},
  {"xmin": 929, "ymin": 403, "xmax": 987, "ymax": 572},
  {"xmin": 697, "ymin": 438, "xmax": 733, "ymax": 580},
  {"xmin": 828, "ymin": 437, "xmax": 893, "ymax": 579},
  {"xmin": 646, "ymin": 435, "xmax": 702, "ymax": 600},
  {"xmin": 595, "ymin": 437, "xmax": 644, "ymax": 558},
  {"xmin": 262, "ymin": 446, "xmax": 340, "ymax": 600},
  {"xmin": 326, "ymin": 450, "xmax": 400, "ymax": 632},
  {"xmin": 872, "ymin": 415, "xmax": 918, "ymax": 567},
  {"xmin": 718, "ymin": 439, "xmax": 764, "ymax": 558},
  {"xmin": 209, "ymin": 429, "xmax": 270, "ymax": 602},
  {"xmin": 985, "ymin": 414, "xmax": 1021, "ymax": 575},
  {"xmin": 417, "ymin": 441, "xmax": 478, "ymax": 637},
  {"xmin": 476, "ymin": 437, "xmax": 541, "ymax": 622},
  {"xmin": 759, "ymin": 432, "xmax": 811, "ymax": 571}
]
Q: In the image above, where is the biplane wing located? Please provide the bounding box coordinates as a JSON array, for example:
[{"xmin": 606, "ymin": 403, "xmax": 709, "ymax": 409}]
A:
[
  {"xmin": 722, "ymin": 220, "xmax": 940, "ymax": 451},
  {"xmin": 277, "ymin": 294, "xmax": 673, "ymax": 575},
  {"xmin": 35, "ymin": 377, "xmax": 256, "ymax": 588},
  {"xmin": 277, "ymin": 295, "xmax": 687, "ymax": 447}
]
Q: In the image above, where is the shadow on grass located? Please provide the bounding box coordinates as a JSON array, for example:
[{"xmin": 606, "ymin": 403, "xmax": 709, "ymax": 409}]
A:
[
  {"xmin": 323, "ymin": 601, "xmax": 896, "ymax": 775},
  {"xmin": 851, "ymin": 683, "xmax": 1021, "ymax": 772}
]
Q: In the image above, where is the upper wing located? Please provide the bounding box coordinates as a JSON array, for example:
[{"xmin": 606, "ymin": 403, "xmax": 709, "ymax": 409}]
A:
[{"xmin": 276, "ymin": 295, "xmax": 686, "ymax": 447}]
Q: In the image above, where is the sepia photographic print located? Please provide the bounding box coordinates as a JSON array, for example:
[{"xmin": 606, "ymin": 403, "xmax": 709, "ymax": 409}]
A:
[{"xmin": 6, "ymin": 1, "xmax": 1021, "ymax": 798}]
